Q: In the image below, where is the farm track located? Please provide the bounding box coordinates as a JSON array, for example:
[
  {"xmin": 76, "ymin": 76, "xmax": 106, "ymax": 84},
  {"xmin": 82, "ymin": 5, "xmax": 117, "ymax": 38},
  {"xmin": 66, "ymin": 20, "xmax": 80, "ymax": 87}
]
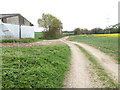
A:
[
  {"xmin": 1, "ymin": 36, "xmax": 118, "ymax": 88},
  {"xmin": 71, "ymin": 41, "xmax": 118, "ymax": 83},
  {"xmin": 61, "ymin": 39, "xmax": 94, "ymax": 88},
  {"xmin": 60, "ymin": 37, "xmax": 118, "ymax": 88}
]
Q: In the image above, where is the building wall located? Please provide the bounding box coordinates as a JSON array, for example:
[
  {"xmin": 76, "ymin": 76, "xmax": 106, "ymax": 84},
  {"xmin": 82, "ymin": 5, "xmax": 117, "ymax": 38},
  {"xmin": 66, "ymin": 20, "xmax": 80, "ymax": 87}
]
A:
[
  {"xmin": 21, "ymin": 25, "xmax": 34, "ymax": 38},
  {"xmin": 19, "ymin": 16, "xmax": 31, "ymax": 26},
  {"xmin": 0, "ymin": 15, "xmax": 34, "ymax": 39},
  {"xmin": 19, "ymin": 16, "xmax": 24, "ymax": 25},
  {"xmin": 0, "ymin": 19, "xmax": 2, "ymax": 24},
  {"xmin": 0, "ymin": 23, "xmax": 34, "ymax": 39},
  {"xmin": 7, "ymin": 16, "xmax": 19, "ymax": 25},
  {"xmin": 0, "ymin": 23, "xmax": 19, "ymax": 39}
]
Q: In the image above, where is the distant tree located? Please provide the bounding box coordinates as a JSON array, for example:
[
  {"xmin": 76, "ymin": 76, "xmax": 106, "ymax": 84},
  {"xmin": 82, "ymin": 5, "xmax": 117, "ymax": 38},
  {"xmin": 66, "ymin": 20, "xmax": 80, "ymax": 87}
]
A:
[
  {"xmin": 82, "ymin": 28, "xmax": 90, "ymax": 34},
  {"xmin": 111, "ymin": 23, "xmax": 119, "ymax": 33},
  {"xmin": 74, "ymin": 28, "xmax": 81, "ymax": 35},
  {"xmin": 73, "ymin": 28, "xmax": 91, "ymax": 35},
  {"xmin": 91, "ymin": 28, "xmax": 103, "ymax": 34},
  {"xmin": 38, "ymin": 13, "xmax": 63, "ymax": 38},
  {"xmin": 104, "ymin": 23, "xmax": 120, "ymax": 34}
]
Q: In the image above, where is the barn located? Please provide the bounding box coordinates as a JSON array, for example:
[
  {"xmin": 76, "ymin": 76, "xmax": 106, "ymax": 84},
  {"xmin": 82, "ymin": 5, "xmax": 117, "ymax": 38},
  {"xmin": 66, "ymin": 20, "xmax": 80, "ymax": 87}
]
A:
[{"xmin": 0, "ymin": 14, "xmax": 34, "ymax": 39}]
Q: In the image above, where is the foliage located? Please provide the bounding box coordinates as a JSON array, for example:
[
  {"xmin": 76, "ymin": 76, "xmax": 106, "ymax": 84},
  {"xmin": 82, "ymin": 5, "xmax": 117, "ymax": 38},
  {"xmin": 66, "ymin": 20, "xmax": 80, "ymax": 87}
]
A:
[
  {"xmin": 73, "ymin": 28, "xmax": 90, "ymax": 35},
  {"xmin": 42, "ymin": 30, "xmax": 62, "ymax": 38},
  {"xmin": 73, "ymin": 28, "xmax": 81, "ymax": 35},
  {"xmin": 38, "ymin": 14, "xmax": 62, "ymax": 31},
  {"xmin": 73, "ymin": 23, "xmax": 119, "ymax": 35},
  {"xmin": 91, "ymin": 28, "xmax": 103, "ymax": 34},
  {"xmin": 103, "ymin": 23, "xmax": 119, "ymax": 34},
  {"xmin": 69, "ymin": 35, "xmax": 119, "ymax": 63},
  {"xmin": 38, "ymin": 13, "xmax": 63, "ymax": 38},
  {"xmin": 2, "ymin": 45, "xmax": 70, "ymax": 88}
]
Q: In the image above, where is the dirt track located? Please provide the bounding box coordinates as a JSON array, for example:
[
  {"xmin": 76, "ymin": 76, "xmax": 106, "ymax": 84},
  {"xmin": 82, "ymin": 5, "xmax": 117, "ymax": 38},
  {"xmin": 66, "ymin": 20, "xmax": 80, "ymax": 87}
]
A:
[
  {"xmin": 60, "ymin": 37, "xmax": 118, "ymax": 88},
  {"xmin": 1, "ymin": 37, "xmax": 118, "ymax": 88},
  {"xmin": 62, "ymin": 40, "xmax": 93, "ymax": 88},
  {"xmin": 71, "ymin": 41, "xmax": 118, "ymax": 83},
  {"xmin": 0, "ymin": 40, "xmax": 65, "ymax": 47}
]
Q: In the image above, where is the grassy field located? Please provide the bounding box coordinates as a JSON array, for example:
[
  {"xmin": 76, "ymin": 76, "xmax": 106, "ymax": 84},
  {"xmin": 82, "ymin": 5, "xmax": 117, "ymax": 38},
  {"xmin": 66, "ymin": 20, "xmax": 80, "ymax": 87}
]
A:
[
  {"xmin": 2, "ymin": 45, "xmax": 70, "ymax": 88},
  {"xmin": 69, "ymin": 34, "xmax": 119, "ymax": 63}
]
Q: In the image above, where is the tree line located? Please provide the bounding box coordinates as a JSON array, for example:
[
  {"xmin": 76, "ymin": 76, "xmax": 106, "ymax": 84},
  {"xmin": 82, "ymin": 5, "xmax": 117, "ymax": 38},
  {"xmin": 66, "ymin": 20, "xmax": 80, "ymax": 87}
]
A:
[
  {"xmin": 74, "ymin": 23, "xmax": 120, "ymax": 35},
  {"xmin": 38, "ymin": 13, "xmax": 120, "ymax": 38}
]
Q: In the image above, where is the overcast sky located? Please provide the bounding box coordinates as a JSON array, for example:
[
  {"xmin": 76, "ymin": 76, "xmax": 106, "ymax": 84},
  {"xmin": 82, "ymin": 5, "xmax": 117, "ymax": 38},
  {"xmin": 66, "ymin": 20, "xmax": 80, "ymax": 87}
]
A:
[{"xmin": 0, "ymin": 0, "xmax": 119, "ymax": 32}]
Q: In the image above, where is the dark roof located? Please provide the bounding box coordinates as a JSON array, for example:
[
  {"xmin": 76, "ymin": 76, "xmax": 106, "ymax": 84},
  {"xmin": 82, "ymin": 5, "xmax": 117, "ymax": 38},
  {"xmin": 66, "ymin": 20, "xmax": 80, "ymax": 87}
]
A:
[
  {"xmin": 0, "ymin": 14, "xmax": 34, "ymax": 26},
  {"xmin": 0, "ymin": 14, "xmax": 19, "ymax": 19}
]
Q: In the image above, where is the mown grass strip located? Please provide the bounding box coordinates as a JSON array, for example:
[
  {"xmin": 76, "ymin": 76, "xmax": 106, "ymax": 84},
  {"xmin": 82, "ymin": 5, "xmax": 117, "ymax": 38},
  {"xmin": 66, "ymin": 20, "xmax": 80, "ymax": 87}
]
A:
[
  {"xmin": 75, "ymin": 44, "xmax": 118, "ymax": 88},
  {"xmin": 2, "ymin": 45, "xmax": 70, "ymax": 88}
]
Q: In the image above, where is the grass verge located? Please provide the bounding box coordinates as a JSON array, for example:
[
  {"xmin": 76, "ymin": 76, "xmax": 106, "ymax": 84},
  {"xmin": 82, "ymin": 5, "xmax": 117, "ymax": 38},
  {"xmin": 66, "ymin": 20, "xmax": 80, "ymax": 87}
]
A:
[
  {"xmin": 75, "ymin": 44, "xmax": 118, "ymax": 88},
  {"xmin": 2, "ymin": 45, "xmax": 70, "ymax": 88},
  {"xmin": 0, "ymin": 32, "xmax": 64, "ymax": 43},
  {"xmin": 0, "ymin": 32, "xmax": 42, "ymax": 43}
]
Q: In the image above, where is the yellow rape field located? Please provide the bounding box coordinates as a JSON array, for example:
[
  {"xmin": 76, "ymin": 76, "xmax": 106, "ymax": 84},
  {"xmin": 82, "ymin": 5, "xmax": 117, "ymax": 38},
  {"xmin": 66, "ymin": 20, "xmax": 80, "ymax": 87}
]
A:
[{"xmin": 92, "ymin": 33, "xmax": 120, "ymax": 37}]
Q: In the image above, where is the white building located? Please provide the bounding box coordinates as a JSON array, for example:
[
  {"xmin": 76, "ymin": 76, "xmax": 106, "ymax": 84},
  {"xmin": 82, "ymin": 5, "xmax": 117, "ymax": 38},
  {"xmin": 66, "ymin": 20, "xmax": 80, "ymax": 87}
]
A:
[{"xmin": 0, "ymin": 14, "xmax": 34, "ymax": 39}]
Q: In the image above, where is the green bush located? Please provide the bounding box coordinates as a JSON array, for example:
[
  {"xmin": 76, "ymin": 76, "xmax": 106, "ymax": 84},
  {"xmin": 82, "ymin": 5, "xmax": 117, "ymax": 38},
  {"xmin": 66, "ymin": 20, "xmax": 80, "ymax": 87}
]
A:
[{"xmin": 43, "ymin": 30, "xmax": 62, "ymax": 38}]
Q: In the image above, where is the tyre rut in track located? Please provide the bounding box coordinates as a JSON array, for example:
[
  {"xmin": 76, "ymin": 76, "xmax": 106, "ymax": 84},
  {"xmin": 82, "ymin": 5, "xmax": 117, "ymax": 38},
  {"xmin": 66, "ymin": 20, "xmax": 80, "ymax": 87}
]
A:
[
  {"xmin": 71, "ymin": 41, "xmax": 118, "ymax": 83},
  {"xmin": 62, "ymin": 40, "xmax": 94, "ymax": 88}
]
